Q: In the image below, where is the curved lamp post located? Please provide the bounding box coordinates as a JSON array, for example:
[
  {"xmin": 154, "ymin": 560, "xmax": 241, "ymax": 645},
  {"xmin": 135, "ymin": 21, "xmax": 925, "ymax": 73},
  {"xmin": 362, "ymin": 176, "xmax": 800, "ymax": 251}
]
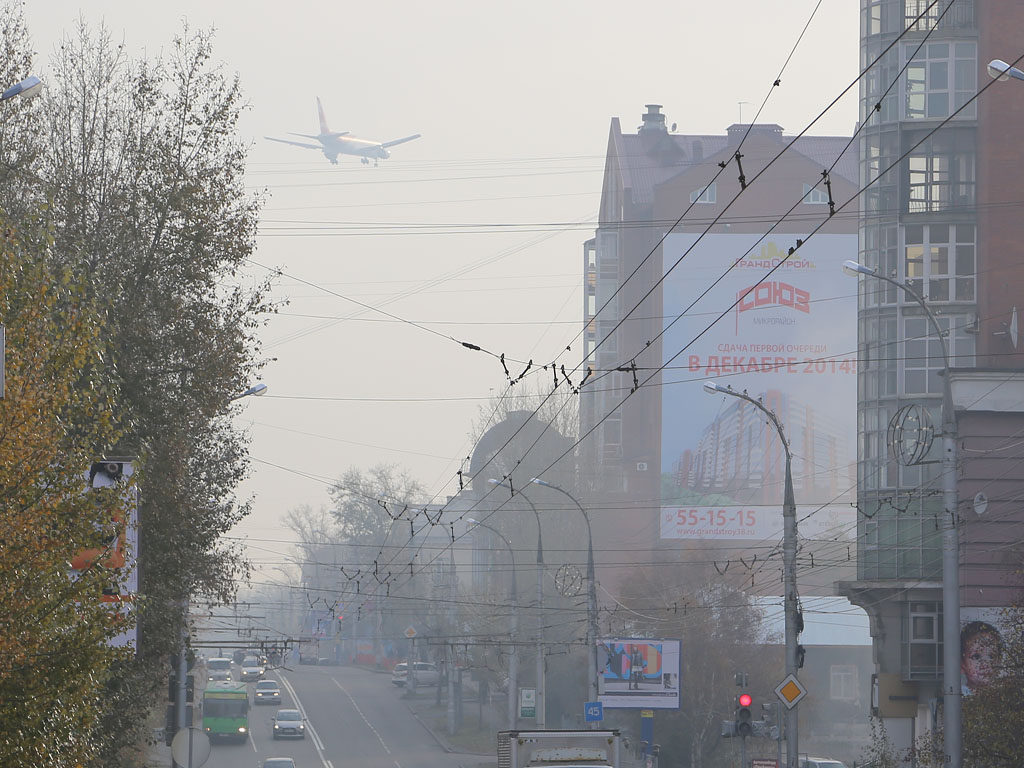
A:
[
  {"xmin": 229, "ymin": 382, "xmax": 268, "ymax": 401},
  {"xmin": 703, "ymin": 381, "xmax": 799, "ymax": 767},
  {"xmin": 468, "ymin": 517, "xmax": 518, "ymax": 729},
  {"xmin": 176, "ymin": 382, "xmax": 269, "ymax": 734},
  {"xmin": 843, "ymin": 259, "xmax": 960, "ymax": 767},
  {"xmin": 488, "ymin": 478, "xmax": 546, "ymax": 728},
  {"xmin": 528, "ymin": 477, "xmax": 598, "ymax": 721}
]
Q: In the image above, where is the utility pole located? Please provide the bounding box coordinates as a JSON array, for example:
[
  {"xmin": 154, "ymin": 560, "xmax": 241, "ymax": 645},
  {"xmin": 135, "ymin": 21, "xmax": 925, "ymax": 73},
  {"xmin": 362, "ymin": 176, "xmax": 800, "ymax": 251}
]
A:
[{"xmin": 447, "ymin": 546, "xmax": 457, "ymax": 735}]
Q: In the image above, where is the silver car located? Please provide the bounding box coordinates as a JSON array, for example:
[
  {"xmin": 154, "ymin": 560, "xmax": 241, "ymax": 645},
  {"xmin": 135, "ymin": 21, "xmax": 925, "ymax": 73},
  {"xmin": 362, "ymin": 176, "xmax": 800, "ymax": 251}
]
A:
[
  {"xmin": 272, "ymin": 708, "xmax": 306, "ymax": 739},
  {"xmin": 254, "ymin": 679, "xmax": 281, "ymax": 704}
]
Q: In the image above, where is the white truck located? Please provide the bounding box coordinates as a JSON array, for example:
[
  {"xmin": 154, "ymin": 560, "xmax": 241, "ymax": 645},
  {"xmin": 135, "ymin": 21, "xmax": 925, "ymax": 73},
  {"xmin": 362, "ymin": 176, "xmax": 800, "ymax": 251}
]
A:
[{"xmin": 498, "ymin": 730, "xmax": 621, "ymax": 768}]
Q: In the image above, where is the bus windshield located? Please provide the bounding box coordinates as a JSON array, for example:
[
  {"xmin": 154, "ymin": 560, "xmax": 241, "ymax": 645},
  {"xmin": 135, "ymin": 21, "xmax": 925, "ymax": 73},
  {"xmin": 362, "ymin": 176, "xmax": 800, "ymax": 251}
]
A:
[
  {"xmin": 204, "ymin": 698, "xmax": 247, "ymax": 718},
  {"xmin": 207, "ymin": 658, "xmax": 232, "ymax": 671}
]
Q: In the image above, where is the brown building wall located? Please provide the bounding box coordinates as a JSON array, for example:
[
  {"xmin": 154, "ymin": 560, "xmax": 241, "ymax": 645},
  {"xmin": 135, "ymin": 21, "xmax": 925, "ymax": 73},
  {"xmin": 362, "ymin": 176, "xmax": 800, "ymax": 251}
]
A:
[
  {"xmin": 976, "ymin": 2, "xmax": 1024, "ymax": 367},
  {"xmin": 957, "ymin": 408, "xmax": 1024, "ymax": 607}
]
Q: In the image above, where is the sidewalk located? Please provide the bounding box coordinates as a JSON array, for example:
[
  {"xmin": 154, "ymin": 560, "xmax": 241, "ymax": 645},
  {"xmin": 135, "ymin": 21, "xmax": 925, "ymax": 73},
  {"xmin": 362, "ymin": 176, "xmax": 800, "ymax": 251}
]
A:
[{"xmin": 400, "ymin": 680, "xmax": 501, "ymax": 764}]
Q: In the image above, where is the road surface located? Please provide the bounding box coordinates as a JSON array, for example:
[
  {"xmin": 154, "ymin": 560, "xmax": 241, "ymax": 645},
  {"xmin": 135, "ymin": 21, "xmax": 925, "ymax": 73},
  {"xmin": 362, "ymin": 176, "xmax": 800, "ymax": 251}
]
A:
[{"xmin": 197, "ymin": 664, "xmax": 480, "ymax": 768}]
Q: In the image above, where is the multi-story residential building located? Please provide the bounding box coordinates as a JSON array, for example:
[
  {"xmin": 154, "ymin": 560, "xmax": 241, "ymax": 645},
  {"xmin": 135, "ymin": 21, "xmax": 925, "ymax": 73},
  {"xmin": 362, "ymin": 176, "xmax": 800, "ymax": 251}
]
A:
[
  {"xmin": 581, "ymin": 105, "xmax": 859, "ymax": 596},
  {"xmin": 838, "ymin": 0, "xmax": 1024, "ymax": 758}
]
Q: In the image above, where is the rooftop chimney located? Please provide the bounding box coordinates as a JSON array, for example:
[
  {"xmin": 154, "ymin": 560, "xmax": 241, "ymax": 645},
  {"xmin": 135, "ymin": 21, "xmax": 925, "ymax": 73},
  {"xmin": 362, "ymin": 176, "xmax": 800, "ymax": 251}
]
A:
[{"xmin": 640, "ymin": 104, "xmax": 667, "ymax": 134}]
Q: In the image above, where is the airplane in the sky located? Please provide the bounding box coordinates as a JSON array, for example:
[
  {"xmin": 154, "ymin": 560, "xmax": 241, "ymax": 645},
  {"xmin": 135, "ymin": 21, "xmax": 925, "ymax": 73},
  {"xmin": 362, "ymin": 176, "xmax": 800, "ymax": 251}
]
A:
[{"xmin": 265, "ymin": 98, "xmax": 420, "ymax": 166}]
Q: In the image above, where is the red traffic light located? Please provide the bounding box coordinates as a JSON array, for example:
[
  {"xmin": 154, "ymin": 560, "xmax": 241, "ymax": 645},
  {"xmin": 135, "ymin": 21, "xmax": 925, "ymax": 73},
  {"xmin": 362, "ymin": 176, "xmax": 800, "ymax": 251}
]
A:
[{"xmin": 738, "ymin": 693, "xmax": 752, "ymax": 707}]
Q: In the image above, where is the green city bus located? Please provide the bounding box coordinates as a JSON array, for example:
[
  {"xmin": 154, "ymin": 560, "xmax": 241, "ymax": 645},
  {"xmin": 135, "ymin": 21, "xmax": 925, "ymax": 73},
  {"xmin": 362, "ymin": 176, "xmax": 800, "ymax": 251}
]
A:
[{"xmin": 202, "ymin": 681, "xmax": 249, "ymax": 742}]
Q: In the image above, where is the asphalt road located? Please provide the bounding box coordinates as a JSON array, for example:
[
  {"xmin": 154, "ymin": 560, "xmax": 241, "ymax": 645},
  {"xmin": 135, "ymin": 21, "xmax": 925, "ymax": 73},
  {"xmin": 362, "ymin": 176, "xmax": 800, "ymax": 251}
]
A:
[{"xmin": 199, "ymin": 664, "xmax": 479, "ymax": 768}]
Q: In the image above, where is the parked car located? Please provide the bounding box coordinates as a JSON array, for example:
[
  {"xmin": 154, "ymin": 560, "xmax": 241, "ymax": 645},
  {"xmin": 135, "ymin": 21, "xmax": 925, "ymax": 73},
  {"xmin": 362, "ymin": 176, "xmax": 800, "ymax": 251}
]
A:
[
  {"xmin": 254, "ymin": 679, "xmax": 281, "ymax": 704},
  {"xmin": 240, "ymin": 656, "xmax": 265, "ymax": 682},
  {"xmin": 390, "ymin": 661, "xmax": 440, "ymax": 687},
  {"xmin": 262, "ymin": 759, "xmax": 296, "ymax": 768},
  {"xmin": 272, "ymin": 708, "xmax": 306, "ymax": 739},
  {"xmin": 800, "ymin": 759, "xmax": 848, "ymax": 768}
]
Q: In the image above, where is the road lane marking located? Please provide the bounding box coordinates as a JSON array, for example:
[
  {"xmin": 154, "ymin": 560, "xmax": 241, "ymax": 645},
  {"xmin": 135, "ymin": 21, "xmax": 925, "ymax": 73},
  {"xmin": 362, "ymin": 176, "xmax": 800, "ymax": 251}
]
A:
[
  {"xmin": 249, "ymin": 729, "xmax": 258, "ymax": 752},
  {"xmin": 333, "ymin": 678, "xmax": 393, "ymax": 756},
  {"xmin": 278, "ymin": 672, "xmax": 331, "ymax": 768}
]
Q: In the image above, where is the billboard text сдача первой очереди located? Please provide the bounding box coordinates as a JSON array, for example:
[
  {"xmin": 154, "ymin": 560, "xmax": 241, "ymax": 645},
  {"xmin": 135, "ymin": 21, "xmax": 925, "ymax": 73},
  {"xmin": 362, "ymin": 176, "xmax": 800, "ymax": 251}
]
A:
[{"xmin": 660, "ymin": 234, "xmax": 857, "ymax": 542}]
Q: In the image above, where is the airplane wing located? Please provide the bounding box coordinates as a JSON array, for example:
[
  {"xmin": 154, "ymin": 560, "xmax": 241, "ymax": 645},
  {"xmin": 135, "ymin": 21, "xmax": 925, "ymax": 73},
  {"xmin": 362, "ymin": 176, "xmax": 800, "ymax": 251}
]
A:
[
  {"xmin": 380, "ymin": 134, "xmax": 421, "ymax": 149},
  {"xmin": 265, "ymin": 136, "xmax": 322, "ymax": 150}
]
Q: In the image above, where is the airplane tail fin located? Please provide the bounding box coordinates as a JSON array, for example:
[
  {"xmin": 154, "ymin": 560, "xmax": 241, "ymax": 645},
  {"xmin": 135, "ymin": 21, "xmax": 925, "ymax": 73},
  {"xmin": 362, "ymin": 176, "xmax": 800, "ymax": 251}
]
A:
[{"xmin": 317, "ymin": 97, "xmax": 330, "ymax": 136}]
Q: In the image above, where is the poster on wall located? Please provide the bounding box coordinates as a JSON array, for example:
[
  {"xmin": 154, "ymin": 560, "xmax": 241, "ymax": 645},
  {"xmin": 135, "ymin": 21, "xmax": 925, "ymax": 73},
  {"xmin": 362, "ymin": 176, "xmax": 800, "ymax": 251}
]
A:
[
  {"xmin": 660, "ymin": 233, "xmax": 858, "ymax": 543},
  {"xmin": 597, "ymin": 638, "xmax": 680, "ymax": 709},
  {"xmin": 961, "ymin": 607, "xmax": 1012, "ymax": 695}
]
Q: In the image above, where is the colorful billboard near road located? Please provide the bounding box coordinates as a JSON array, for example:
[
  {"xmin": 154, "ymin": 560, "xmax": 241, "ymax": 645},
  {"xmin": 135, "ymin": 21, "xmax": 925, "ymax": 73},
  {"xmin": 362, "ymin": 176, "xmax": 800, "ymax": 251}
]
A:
[
  {"xmin": 597, "ymin": 638, "xmax": 680, "ymax": 709},
  {"xmin": 661, "ymin": 233, "xmax": 858, "ymax": 542}
]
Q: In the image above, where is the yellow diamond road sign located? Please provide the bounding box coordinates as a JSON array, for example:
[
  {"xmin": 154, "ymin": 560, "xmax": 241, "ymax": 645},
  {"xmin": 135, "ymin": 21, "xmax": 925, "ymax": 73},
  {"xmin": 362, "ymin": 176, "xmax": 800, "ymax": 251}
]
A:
[
  {"xmin": 774, "ymin": 674, "xmax": 807, "ymax": 709},
  {"xmin": 404, "ymin": 626, "xmax": 417, "ymax": 639}
]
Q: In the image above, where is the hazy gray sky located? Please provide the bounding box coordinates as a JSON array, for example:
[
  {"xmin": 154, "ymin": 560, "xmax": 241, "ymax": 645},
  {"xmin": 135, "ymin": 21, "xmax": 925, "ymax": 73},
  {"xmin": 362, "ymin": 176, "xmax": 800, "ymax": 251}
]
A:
[{"xmin": 25, "ymin": 1, "xmax": 859, "ymax": 573}]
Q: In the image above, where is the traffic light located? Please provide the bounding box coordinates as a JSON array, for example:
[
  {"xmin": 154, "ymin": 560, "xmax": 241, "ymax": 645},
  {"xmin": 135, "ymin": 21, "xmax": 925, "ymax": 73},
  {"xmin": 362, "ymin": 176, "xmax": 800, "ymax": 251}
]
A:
[
  {"xmin": 167, "ymin": 672, "xmax": 176, "ymax": 701},
  {"xmin": 185, "ymin": 674, "xmax": 195, "ymax": 703},
  {"xmin": 164, "ymin": 703, "xmax": 177, "ymax": 746},
  {"xmin": 735, "ymin": 692, "xmax": 753, "ymax": 737}
]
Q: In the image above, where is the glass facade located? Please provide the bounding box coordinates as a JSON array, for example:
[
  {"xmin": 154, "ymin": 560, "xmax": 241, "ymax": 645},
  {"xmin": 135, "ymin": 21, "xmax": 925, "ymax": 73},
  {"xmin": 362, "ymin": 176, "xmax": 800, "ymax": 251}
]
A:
[{"xmin": 857, "ymin": 0, "xmax": 976, "ymax": 587}]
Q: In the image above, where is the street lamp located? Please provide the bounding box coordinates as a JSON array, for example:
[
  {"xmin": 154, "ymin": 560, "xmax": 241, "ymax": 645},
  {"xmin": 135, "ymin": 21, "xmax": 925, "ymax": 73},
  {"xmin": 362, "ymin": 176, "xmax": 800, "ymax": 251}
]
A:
[
  {"xmin": 987, "ymin": 59, "xmax": 1024, "ymax": 82},
  {"xmin": 467, "ymin": 517, "xmax": 518, "ymax": 729},
  {"xmin": 528, "ymin": 477, "xmax": 598, "ymax": 721},
  {"xmin": 0, "ymin": 75, "xmax": 42, "ymax": 102},
  {"xmin": 843, "ymin": 259, "xmax": 960, "ymax": 767},
  {"xmin": 703, "ymin": 381, "xmax": 800, "ymax": 767},
  {"xmin": 175, "ymin": 381, "xmax": 271, "ymax": 736},
  {"xmin": 228, "ymin": 382, "xmax": 267, "ymax": 401},
  {"xmin": 488, "ymin": 478, "xmax": 546, "ymax": 728}
]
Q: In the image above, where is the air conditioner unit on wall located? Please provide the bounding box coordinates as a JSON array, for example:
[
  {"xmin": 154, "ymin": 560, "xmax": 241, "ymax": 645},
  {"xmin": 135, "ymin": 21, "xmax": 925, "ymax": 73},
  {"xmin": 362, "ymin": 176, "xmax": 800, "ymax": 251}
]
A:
[{"xmin": 636, "ymin": 462, "xmax": 648, "ymax": 472}]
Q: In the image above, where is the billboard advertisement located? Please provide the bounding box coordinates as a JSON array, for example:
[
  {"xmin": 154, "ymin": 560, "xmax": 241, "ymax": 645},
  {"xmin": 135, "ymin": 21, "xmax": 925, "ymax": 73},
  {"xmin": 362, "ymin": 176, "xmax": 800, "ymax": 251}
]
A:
[
  {"xmin": 661, "ymin": 234, "xmax": 858, "ymax": 543},
  {"xmin": 69, "ymin": 459, "xmax": 138, "ymax": 648},
  {"xmin": 961, "ymin": 607, "xmax": 1012, "ymax": 696},
  {"xmin": 597, "ymin": 638, "xmax": 680, "ymax": 709}
]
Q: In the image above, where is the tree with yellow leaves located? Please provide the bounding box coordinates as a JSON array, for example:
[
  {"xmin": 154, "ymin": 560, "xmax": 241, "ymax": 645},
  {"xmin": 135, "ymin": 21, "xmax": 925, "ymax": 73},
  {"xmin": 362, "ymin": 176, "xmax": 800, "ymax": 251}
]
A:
[{"xmin": 0, "ymin": 214, "xmax": 128, "ymax": 767}]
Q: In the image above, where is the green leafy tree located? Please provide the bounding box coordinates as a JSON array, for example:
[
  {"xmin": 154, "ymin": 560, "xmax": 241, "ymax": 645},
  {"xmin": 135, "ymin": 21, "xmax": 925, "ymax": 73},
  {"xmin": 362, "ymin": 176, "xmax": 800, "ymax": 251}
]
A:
[
  {"xmin": 0, "ymin": 212, "xmax": 127, "ymax": 767},
  {"xmin": 0, "ymin": 10, "xmax": 274, "ymax": 762}
]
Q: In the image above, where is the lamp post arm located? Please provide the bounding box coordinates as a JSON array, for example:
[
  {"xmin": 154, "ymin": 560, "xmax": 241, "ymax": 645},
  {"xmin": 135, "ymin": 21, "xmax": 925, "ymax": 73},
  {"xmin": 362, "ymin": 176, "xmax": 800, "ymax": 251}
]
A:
[{"xmin": 869, "ymin": 272, "xmax": 955, "ymax": 425}]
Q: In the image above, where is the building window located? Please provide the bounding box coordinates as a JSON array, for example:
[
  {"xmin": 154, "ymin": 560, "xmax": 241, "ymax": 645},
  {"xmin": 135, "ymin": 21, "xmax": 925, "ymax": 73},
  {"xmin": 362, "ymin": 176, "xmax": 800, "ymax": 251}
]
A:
[
  {"xmin": 903, "ymin": 223, "xmax": 975, "ymax": 303},
  {"xmin": 903, "ymin": 41, "xmax": 976, "ymax": 120},
  {"xmin": 905, "ymin": 130, "xmax": 975, "ymax": 213},
  {"xmin": 830, "ymin": 665, "xmax": 858, "ymax": 701},
  {"xmin": 905, "ymin": 601, "xmax": 943, "ymax": 680},
  {"xmin": 802, "ymin": 183, "xmax": 828, "ymax": 204},
  {"xmin": 690, "ymin": 183, "xmax": 716, "ymax": 204}
]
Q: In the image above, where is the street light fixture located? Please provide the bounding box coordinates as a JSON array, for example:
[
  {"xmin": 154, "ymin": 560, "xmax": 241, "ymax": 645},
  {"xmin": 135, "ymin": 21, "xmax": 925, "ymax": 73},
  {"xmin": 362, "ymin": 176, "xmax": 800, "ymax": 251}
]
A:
[
  {"xmin": 703, "ymin": 382, "xmax": 800, "ymax": 767},
  {"xmin": 0, "ymin": 75, "xmax": 42, "ymax": 102},
  {"xmin": 229, "ymin": 382, "xmax": 267, "ymax": 401},
  {"xmin": 843, "ymin": 260, "xmax": 960, "ymax": 768},
  {"xmin": 528, "ymin": 477, "xmax": 598, "ymax": 721},
  {"xmin": 987, "ymin": 59, "xmax": 1024, "ymax": 82},
  {"xmin": 488, "ymin": 478, "xmax": 546, "ymax": 728},
  {"xmin": 467, "ymin": 517, "xmax": 519, "ymax": 729}
]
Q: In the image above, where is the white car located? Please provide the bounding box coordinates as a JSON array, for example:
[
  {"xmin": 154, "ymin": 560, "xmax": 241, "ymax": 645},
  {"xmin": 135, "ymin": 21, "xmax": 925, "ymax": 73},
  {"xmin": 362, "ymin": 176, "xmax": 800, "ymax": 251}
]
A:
[
  {"xmin": 254, "ymin": 679, "xmax": 281, "ymax": 704},
  {"xmin": 240, "ymin": 656, "xmax": 265, "ymax": 681},
  {"xmin": 800, "ymin": 759, "xmax": 848, "ymax": 768},
  {"xmin": 390, "ymin": 661, "xmax": 440, "ymax": 687}
]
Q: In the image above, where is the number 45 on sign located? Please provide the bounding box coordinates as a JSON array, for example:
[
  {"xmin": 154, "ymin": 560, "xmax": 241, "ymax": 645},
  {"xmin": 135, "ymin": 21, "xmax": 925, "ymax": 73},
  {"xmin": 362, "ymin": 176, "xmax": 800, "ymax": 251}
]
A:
[{"xmin": 584, "ymin": 701, "xmax": 603, "ymax": 722}]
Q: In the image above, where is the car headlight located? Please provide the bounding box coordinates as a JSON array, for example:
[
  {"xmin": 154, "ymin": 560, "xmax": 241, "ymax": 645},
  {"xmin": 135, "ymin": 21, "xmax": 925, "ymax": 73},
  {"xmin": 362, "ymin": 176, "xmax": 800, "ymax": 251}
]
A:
[
  {"xmin": 298, "ymin": 724, "xmax": 305, "ymax": 730},
  {"xmin": 274, "ymin": 724, "xmax": 280, "ymax": 729},
  {"xmin": 238, "ymin": 727, "xmax": 247, "ymax": 733}
]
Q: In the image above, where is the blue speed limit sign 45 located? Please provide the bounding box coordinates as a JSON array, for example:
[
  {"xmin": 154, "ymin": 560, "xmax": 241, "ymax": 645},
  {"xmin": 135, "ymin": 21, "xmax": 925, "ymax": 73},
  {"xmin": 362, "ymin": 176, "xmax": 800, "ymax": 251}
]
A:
[{"xmin": 584, "ymin": 701, "xmax": 604, "ymax": 722}]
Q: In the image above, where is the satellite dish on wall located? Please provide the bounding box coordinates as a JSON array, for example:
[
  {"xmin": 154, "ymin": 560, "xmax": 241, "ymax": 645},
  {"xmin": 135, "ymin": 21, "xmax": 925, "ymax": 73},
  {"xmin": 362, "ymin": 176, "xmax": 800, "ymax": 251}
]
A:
[
  {"xmin": 973, "ymin": 491, "xmax": 989, "ymax": 516},
  {"xmin": 995, "ymin": 306, "xmax": 1018, "ymax": 349}
]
